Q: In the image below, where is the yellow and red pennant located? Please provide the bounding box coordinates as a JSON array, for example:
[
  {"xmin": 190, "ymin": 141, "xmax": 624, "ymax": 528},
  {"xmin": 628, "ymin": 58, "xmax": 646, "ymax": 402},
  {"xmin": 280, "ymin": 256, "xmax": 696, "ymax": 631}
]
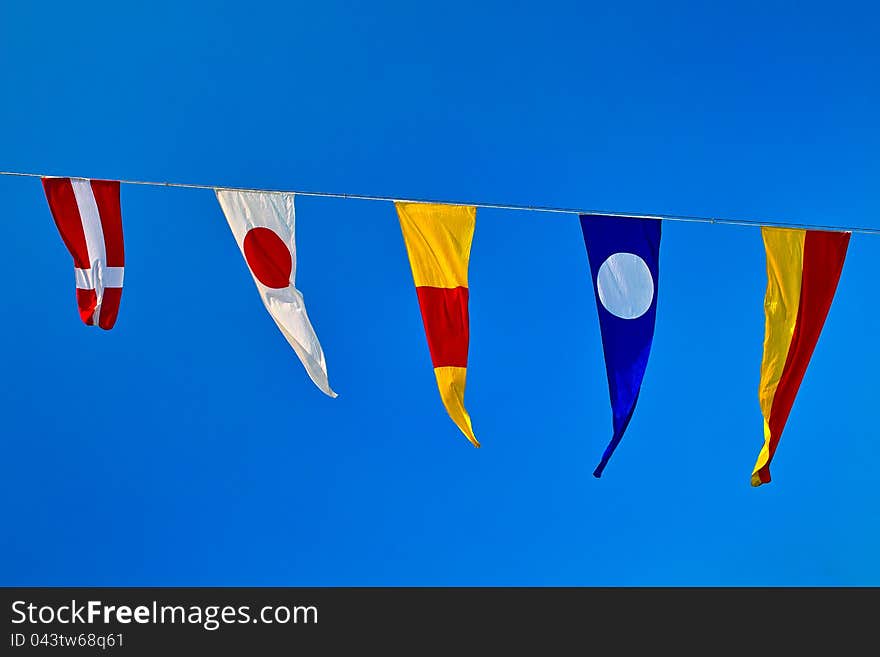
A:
[
  {"xmin": 395, "ymin": 202, "xmax": 478, "ymax": 447},
  {"xmin": 753, "ymin": 227, "xmax": 849, "ymax": 486}
]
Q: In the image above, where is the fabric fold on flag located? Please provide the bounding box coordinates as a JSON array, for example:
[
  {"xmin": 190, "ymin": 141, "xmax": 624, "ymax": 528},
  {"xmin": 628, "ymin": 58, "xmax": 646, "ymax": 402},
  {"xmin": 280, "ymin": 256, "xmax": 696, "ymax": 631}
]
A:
[
  {"xmin": 580, "ymin": 214, "xmax": 661, "ymax": 477},
  {"xmin": 395, "ymin": 202, "xmax": 478, "ymax": 447},
  {"xmin": 42, "ymin": 177, "xmax": 125, "ymax": 330},
  {"xmin": 753, "ymin": 227, "xmax": 849, "ymax": 486},
  {"xmin": 216, "ymin": 190, "xmax": 336, "ymax": 398}
]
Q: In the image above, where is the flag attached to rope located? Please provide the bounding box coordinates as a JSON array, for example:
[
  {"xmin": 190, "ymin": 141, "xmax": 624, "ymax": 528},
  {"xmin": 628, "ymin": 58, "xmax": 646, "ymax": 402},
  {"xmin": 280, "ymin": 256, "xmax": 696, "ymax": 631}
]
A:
[
  {"xmin": 216, "ymin": 190, "xmax": 336, "ymax": 398},
  {"xmin": 753, "ymin": 227, "xmax": 849, "ymax": 486},
  {"xmin": 42, "ymin": 177, "xmax": 125, "ymax": 330},
  {"xmin": 580, "ymin": 214, "xmax": 661, "ymax": 477},
  {"xmin": 395, "ymin": 202, "xmax": 478, "ymax": 447}
]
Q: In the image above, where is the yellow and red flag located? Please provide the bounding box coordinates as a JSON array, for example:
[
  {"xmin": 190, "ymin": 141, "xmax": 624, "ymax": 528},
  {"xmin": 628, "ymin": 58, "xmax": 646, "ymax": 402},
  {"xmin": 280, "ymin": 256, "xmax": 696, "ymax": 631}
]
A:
[
  {"xmin": 395, "ymin": 202, "xmax": 478, "ymax": 447},
  {"xmin": 753, "ymin": 227, "xmax": 849, "ymax": 486}
]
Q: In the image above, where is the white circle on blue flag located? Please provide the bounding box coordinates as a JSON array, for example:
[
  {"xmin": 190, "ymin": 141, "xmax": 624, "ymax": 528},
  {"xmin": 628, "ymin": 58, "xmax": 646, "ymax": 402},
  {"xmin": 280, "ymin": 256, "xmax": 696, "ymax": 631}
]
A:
[{"xmin": 596, "ymin": 252, "xmax": 654, "ymax": 319}]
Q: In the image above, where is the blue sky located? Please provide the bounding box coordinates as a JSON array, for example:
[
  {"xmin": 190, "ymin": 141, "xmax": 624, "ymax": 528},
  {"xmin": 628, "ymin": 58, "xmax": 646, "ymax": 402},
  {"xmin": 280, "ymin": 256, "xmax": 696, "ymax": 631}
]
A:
[{"xmin": 1, "ymin": 1, "xmax": 878, "ymax": 585}]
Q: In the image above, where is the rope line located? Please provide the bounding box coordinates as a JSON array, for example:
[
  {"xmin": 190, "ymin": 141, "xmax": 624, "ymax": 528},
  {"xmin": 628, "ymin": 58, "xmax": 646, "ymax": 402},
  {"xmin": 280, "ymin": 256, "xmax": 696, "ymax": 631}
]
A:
[{"xmin": 2, "ymin": 169, "xmax": 876, "ymax": 235}]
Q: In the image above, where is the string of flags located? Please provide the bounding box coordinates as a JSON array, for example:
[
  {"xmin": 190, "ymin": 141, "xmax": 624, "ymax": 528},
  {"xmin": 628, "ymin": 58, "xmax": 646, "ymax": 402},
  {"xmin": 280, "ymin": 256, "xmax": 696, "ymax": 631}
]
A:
[{"xmin": 5, "ymin": 170, "xmax": 859, "ymax": 487}]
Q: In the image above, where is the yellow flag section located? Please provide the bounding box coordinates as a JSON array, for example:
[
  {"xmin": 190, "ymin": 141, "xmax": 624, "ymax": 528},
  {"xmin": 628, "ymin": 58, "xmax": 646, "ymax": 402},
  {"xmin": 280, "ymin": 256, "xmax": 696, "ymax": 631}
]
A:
[
  {"xmin": 396, "ymin": 202, "xmax": 479, "ymax": 447},
  {"xmin": 754, "ymin": 227, "xmax": 849, "ymax": 486}
]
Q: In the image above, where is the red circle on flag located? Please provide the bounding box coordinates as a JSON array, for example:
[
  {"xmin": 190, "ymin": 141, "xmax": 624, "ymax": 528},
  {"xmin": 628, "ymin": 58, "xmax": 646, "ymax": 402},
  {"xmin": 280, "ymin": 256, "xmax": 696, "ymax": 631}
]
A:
[{"xmin": 243, "ymin": 227, "xmax": 292, "ymax": 289}]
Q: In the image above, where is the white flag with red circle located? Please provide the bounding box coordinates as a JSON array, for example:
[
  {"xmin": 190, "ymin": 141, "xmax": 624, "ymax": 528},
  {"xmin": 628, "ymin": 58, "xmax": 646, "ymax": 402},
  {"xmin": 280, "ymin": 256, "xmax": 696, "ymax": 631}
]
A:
[
  {"xmin": 216, "ymin": 189, "xmax": 337, "ymax": 397},
  {"xmin": 42, "ymin": 177, "xmax": 125, "ymax": 330}
]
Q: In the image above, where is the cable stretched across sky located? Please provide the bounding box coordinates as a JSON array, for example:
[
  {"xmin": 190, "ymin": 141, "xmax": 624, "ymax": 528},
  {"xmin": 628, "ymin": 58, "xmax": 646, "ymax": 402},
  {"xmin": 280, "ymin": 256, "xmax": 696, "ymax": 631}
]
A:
[
  {"xmin": 13, "ymin": 165, "xmax": 867, "ymax": 486},
  {"xmin": 2, "ymin": 168, "xmax": 878, "ymax": 235}
]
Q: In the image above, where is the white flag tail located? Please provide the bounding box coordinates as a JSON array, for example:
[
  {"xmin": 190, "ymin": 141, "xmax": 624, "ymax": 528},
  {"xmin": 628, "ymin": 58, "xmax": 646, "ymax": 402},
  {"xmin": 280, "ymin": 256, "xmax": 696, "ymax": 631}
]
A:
[{"xmin": 216, "ymin": 190, "xmax": 336, "ymax": 397}]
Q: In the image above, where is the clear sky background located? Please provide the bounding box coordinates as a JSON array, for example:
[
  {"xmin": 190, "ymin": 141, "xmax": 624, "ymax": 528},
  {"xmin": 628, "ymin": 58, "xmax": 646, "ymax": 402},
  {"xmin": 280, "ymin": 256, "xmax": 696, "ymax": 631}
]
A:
[{"xmin": 1, "ymin": 1, "xmax": 878, "ymax": 585}]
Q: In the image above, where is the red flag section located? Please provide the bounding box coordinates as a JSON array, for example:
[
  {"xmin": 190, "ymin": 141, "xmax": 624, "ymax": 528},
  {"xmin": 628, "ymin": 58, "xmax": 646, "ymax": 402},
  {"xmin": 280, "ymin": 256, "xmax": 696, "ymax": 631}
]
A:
[{"xmin": 42, "ymin": 178, "xmax": 125, "ymax": 330}]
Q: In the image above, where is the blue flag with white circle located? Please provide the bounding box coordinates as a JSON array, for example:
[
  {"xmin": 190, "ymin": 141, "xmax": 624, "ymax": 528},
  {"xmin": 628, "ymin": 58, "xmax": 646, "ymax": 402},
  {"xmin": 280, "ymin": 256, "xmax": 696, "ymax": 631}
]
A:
[{"xmin": 580, "ymin": 214, "xmax": 661, "ymax": 478}]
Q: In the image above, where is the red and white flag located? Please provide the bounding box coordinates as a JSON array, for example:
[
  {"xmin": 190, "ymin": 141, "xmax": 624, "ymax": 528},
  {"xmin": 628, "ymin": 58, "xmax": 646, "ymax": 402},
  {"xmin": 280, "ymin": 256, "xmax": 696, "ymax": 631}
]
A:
[
  {"xmin": 216, "ymin": 189, "xmax": 336, "ymax": 397},
  {"xmin": 42, "ymin": 177, "xmax": 125, "ymax": 330}
]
